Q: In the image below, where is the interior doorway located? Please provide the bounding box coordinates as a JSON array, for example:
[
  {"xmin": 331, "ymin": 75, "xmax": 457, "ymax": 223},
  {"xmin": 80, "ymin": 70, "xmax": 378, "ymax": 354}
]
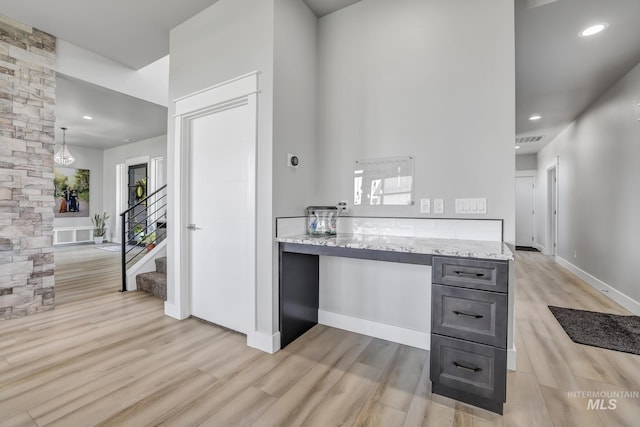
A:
[
  {"xmin": 128, "ymin": 163, "xmax": 148, "ymax": 243},
  {"xmin": 515, "ymin": 175, "xmax": 535, "ymax": 247},
  {"xmin": 546, "ymin": 163, "xmax": 558, "ymax": 256},
  {"xmin": 171, "ymin": 72, "xmax": 259, "ymax": 336}
]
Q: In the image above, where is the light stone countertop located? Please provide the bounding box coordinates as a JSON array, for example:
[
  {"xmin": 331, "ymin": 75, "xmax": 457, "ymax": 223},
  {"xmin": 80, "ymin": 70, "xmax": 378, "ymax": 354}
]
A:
[{"xmin": 276, "ymin": 233, "xmax": 514, "ymax": 261}]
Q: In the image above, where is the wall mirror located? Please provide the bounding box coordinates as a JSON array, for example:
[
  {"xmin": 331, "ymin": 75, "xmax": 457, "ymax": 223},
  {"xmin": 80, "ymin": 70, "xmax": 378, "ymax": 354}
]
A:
[{"xmin": 353, "ymin": 156, "xmax": 414, "ymax": 206}]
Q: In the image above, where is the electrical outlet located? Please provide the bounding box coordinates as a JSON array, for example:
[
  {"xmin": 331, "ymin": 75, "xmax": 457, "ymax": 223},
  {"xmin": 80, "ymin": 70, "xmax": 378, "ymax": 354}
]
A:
[
  {"xmin": 420, "ymin": 198, "xmax": 430, "ymax": 214},
  {"xmin": 433, "ymin": 199, "xmax": 444, "ymax": 214}
]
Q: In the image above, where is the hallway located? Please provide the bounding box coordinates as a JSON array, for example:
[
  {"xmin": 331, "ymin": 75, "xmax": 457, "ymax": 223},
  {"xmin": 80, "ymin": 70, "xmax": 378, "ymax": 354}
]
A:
[{"xmin": 0, "ymin": 247, "xmax": 637, "ymax": 426}]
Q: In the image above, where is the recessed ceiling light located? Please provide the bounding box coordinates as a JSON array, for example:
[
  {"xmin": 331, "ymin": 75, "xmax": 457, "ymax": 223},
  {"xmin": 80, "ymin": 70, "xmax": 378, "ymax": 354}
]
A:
[
  {"xmin": 515, "ymin": 146, "xmax": 521, "ymax": 150},
  {"xmin": 123, "ymin": 138, "xmax": 133, "ymax": 142},
  {"xmin": 82, "ymin": 115, "xmax": 93, "ymax": 120},
  {"xmin": 580, "ymin": 23, "xmax": 608, "ymax": 37},
  {"xmin": 529, "ymin": 115, "xmax": 542, "ymax": 121}
]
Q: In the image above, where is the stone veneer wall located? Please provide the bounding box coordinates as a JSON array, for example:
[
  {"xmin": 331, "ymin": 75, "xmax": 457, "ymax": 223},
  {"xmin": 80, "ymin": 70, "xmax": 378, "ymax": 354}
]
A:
[{"xmin": 0, "ymin": 16, "xmax": 56, "ymax": 319}]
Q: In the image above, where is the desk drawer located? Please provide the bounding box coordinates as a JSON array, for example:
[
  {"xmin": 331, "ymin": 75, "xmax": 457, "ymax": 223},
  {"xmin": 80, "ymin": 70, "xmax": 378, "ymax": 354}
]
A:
[
  {"xmin": 432, "ymin": 284, "xmax": 507, "ymax": 347},
  {"xmin": 432, "ymin": 257, "xmax": 508, "ymax": 293},
  {"xmin": 430, "ymin": 334, "xmax": 506, "ymax": 402}
]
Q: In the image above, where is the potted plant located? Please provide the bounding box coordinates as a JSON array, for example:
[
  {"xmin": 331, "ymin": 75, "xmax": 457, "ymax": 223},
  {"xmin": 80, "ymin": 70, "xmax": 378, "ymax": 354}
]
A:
[
  {"xmin": 92, "ymin": 212, "xmax": 109, "ymax": 244},
  {"xmin": 132, "ymin": 224, "xmax": 144, "ymax": 244},
  {"xmin": 143, "ymin": 231, "xmax": 156, "ymax": 252}
]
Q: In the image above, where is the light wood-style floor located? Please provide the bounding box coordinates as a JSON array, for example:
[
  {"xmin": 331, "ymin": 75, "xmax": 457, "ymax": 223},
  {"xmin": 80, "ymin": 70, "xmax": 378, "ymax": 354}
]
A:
[{"xmin": 0, "ymin": 247, "xmax": 638, "ymax": 426}]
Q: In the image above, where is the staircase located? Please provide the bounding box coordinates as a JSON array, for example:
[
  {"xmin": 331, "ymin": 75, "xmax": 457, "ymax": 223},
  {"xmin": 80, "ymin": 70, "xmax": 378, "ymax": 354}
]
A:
[
  {"xmin": 120, "ymin": 184, "xmax": 167, "ymax": 292},
  {"xmin": 135, "ymin": 257, "xmax": 167, "ymax": 300}
]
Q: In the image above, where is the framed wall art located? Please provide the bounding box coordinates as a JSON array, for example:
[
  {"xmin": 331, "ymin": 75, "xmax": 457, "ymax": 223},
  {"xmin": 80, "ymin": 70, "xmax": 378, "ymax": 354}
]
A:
[{"xmin": 53, "ymin": 166, "xmax": 90, "ymax": 218}]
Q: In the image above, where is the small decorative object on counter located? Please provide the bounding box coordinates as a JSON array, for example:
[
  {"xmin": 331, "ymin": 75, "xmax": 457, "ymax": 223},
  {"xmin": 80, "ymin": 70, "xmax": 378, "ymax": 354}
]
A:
[{"xmin": 306, "ymin": 206, "xmax": 338, "ymax": 236}]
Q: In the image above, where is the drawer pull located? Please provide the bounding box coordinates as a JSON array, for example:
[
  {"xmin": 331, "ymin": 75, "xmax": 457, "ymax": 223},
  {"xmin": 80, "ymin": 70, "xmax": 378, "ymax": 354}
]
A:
[
  {"xmin": 454, "ymin": 270, "xmax": 485, "ymax": 278},
  {"xmin": 453, "ymin": 361, "xmax": 481, "ymax": 373},
  {"xmin": 453, "ymin": 310, "xmax": 484, "ymax": 319}
]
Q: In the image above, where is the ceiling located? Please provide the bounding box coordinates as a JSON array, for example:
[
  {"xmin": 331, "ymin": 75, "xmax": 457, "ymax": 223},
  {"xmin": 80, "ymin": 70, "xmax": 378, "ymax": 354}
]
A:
[
  {"xmin": 303, "ymin": 0, "xmax": 361, "ymax": 17},
  {"xmin": 0, "ymin": 0, "xmax": 361, "ymax": 151},
  {"xmin": 0, "ymin": 0, "xmax": 220, "ymax": 69},
  {"xmin": 2, "ymin": 0, "xmax": 640, "ymax": 155},
  {"xmin": 55, "ymin": 74, "xmax": 168, "ymax": 150},
  {"xmin": 515, "ymin": 0, "xmax": 640, "ymax": 154},
  {"xmin": 0, "ymin": 0, "xmax": 359, "ymax": 68}
]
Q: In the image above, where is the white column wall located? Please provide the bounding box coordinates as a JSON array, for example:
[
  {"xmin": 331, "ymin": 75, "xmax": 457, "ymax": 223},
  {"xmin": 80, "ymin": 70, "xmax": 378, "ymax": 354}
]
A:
[
  {"xmin": 313, "ymin": 0, "xmax": 515, "ymax": 344},
  {"xmin": 316, "ymin": 0, "xmax": 516, "ymax": 243}
]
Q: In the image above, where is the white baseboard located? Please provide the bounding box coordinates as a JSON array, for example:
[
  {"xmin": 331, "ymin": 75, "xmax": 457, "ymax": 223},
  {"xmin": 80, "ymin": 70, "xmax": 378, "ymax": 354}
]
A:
[
  {"xmin": 507, "ymin": 345, "xmax": 516, "ymax": 371},
  {"xmin": 248, "ymin": 330, "xmax": 281, "ymax": 354},
  {"xmin": 318, "ymin": 310, "xmax": 429, "ymax": 350},
  {"xmin": 164, "ymin": 301, "xmax": 188, "ymax": 320},
  {"xmin": 556, "ymin": 257, "xmax": 640, "ymax": 315}
]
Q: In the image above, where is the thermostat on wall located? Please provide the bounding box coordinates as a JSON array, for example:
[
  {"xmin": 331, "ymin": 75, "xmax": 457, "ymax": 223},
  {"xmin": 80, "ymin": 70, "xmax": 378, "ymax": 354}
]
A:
[{"xmin": 287, "ymin": 153, "xmax": 299, "ymax": 168}]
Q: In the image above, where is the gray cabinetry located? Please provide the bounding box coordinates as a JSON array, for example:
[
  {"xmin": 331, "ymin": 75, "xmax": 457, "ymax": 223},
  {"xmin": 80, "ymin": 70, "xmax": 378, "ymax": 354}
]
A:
[
  {"xmin": 432, "ymin": 284, "xmax": 507, "ymax": 347},
  {"xmin": 431, "ymin": 335, "xmax": 506, "ymax": 402},
  {"xmin": 430, "ymin": 256, "xmax": 509, "ymax": 414},
  {"xmin": 432, "ymin": 256, "xmax": 509, "ymax": 293},
  {"xmin": 277, "ymin": 234, "xmax": 513, "ymax": 415}
]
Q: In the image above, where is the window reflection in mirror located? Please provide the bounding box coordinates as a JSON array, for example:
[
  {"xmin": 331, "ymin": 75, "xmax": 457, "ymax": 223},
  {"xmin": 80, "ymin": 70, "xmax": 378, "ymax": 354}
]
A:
[{"xmin": 354, "ymin": 156, "xmax": 414, "ymax": 206}]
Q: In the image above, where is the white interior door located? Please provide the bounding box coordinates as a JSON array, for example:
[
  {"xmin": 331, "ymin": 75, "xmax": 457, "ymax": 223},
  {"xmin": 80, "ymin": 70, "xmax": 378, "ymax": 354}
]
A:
[
  {"xmin": 515, "ymin": 176, "xmax": 535, "ymax": 247},
  {"xmin": 189, "ymin": 98, "xmax": 256, "ymax": 334}
]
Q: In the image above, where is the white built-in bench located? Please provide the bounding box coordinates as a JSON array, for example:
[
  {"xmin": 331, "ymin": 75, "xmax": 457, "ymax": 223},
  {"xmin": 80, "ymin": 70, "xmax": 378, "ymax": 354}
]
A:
[{"xmin": 53, "ymin": 226, "xmax": 108, "ymax": 245}]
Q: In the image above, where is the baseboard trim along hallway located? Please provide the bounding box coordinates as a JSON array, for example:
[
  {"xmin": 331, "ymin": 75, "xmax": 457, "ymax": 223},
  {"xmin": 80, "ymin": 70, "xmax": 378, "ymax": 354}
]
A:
[{"xmin": 556, "ymin": 256, "xmax": 640, "ymax": 315}]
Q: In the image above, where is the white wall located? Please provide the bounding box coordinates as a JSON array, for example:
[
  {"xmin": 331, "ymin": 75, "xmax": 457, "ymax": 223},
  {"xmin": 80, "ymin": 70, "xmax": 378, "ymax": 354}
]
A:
[
  {"xmin": 272, "ymin": 0, "xmax": 319, "ymax": 329},
  {"xmin": 320, "ymin": 258, "xmax": 431, "ymax": 331},
  {"xmin": 168, "ymin": 0, "xmax": 276, "ymax": 339},
  {"xmin": 537, "ymin": 59, "xmax": 640, "ymax": 308},
  {"xmin": 314, "ymin": 0, "xmax": 515, "ymax": 339},
  {"xmin": 102, "ymin": 135, "xmax": 167, "ymax": 240},
  {"xmin": 273, "ymin": 0, "xmax": 318, "ymax": 217},
  {"xmin": 316, "ymin": 0, "xmax": 516, "ymax": 243},
  {"xmin": 53, "ymin": 145, "xmax": 103, "ymax": 229},
  {"xmin": 56, "ymin": 40, "xmax": 169, "ymax": 107},
  {"xmin": 167, "ymin": 0, "xmax": 516, "ymax": 350},
  {"xmin": 516, "ymin": 153, "xmax": 537, "ymax": 171}
]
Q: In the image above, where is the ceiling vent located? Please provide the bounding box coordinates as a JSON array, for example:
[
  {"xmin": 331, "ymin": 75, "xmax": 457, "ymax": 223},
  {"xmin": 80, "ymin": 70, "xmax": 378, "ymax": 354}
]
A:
[{"xmin": 515, "ymin": 135, "xmax": 545, "ymax": 144}]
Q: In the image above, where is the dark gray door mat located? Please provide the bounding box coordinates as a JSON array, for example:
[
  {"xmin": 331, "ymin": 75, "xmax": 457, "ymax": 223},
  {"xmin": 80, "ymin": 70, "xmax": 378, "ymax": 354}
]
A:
[
  {"xmin": 515, "ymin": 246, "xmax": 539, "ymax": 252},
  {"xmin": 548, "ymin": 306, "xmax": 640, "ymax": 355}
]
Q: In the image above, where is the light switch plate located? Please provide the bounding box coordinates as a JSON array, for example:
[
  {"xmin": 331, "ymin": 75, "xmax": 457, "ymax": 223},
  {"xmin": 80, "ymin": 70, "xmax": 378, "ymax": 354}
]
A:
[
  {"xmin": 433, "ymin": 199, "xmax": 444, "ymax": 214},
  {"xmin": 455, "ymin": 198, "xmax": 487, "ymax": 214},
  {"xmin": 420, "ymin": 198, "xmax": 430, "ymax": 214}
]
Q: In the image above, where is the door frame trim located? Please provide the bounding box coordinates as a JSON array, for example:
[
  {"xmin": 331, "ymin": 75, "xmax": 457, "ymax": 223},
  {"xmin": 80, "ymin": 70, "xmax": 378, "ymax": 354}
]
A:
[
  {"xmin": 545, "ymin": 157, "xmax": 559, "ymax": 258},
  {"xmin": 168, "ymin": 72, "xmax": 258, "ymax": 338},
  {"xmin": 515, "ymin": 175, "xmax": 536, "ymax": 247}
]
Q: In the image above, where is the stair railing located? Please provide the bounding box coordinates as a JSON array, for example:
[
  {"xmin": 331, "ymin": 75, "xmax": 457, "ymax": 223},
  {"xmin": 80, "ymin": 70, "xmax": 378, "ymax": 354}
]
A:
[{"xmin": 120, "ymin": 184, "xmax": 167, "ymax": 292}]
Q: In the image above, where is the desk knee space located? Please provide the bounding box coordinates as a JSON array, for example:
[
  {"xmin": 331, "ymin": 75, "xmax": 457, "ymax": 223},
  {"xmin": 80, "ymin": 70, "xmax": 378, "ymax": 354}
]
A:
[{"xmin": 279, "ymin": 249, "xmax": 319, "ymax": 348}]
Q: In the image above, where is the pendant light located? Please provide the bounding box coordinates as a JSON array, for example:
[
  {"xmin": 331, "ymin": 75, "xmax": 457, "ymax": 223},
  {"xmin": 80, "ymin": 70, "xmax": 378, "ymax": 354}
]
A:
[{"xmin": 54, "ymin": 127, "xmax": 75, "ymax": 166}]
